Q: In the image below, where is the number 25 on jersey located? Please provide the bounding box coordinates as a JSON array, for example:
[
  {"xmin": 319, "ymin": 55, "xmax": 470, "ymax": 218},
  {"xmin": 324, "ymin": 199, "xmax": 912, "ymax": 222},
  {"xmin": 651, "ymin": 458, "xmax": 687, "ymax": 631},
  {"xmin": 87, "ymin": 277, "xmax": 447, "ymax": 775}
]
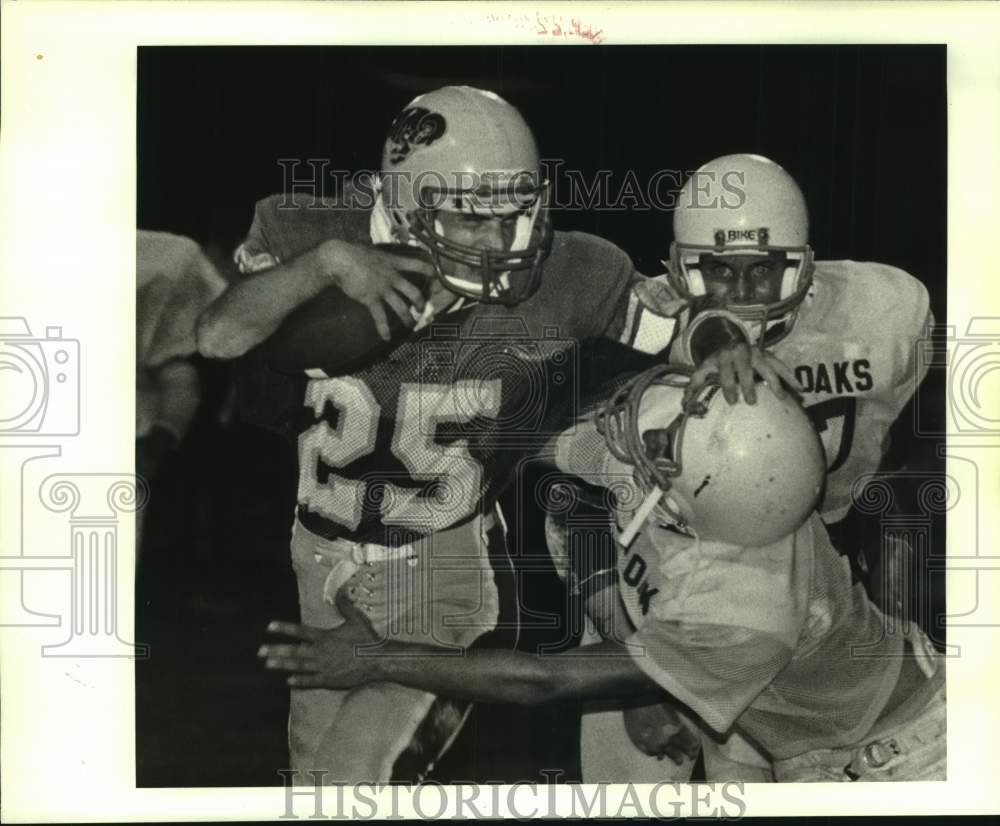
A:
[{"xmin": 297, "ymin": 376, "xmax": 502, "ymax": 532}]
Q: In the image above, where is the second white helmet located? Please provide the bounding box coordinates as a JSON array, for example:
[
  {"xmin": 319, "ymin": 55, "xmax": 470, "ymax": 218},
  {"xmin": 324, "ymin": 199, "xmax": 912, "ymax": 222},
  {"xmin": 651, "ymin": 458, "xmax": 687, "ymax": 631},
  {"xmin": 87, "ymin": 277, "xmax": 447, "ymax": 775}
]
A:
[
  {"xmin": 598, "ymin": 364, "xmax": 825, "ymax": 547},
  {"xmin": 669, "ymin": 154, "xmax": 814, "ymax": 343}
]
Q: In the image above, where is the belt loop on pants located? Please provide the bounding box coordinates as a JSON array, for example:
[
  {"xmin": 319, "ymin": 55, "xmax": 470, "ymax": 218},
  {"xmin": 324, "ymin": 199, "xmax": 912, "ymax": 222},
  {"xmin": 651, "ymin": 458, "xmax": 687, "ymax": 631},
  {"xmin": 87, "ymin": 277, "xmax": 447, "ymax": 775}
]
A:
[
  {"xmin": 309, "ymin": 533, "xmax": 419, "ymax": 568},
  {"xmin": 348, "ymin": 540, "xmax": 419, "ymax": 567},
  {"xmin": 843, "ymin": 738, "xmax": 903, "ymax": 780}
]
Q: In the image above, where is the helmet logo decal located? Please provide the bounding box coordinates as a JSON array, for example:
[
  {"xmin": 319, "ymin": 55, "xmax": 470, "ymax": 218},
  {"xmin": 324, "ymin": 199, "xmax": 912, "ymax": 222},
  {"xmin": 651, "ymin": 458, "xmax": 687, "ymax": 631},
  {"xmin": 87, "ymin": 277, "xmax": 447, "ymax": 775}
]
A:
[
  {"xmin": 386, "ymin": 107, "xmax": 446, "ymax": 165},
  {"xmin": 714, "ymin": 227, "xmax": 771, "ymax": 246}
]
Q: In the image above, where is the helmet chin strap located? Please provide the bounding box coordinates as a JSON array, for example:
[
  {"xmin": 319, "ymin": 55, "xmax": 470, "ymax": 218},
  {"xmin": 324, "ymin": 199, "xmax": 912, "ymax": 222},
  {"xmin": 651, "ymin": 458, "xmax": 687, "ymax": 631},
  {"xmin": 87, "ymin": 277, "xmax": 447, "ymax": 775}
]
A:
[
  {"xmin": 619, "ymin": 486, "xmax": 696, "ymax": 547},
  {"xmin": 370, "ymin": 185, "xmax": 413, "ymax": 246},
  {"xmin": 618, "ymin": 486, "xmax": 664, "ymax": 547}
]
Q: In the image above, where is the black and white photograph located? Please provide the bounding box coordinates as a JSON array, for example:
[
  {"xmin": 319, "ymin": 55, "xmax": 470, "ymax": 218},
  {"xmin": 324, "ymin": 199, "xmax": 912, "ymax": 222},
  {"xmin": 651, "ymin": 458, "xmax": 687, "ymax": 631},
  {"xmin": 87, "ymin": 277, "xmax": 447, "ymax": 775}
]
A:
[
  {"xmin": 3, "ymin": 2, "xmax": 1000, "ymax": 821},
  {"xmin": 136, "ymin": 43, "xmax": 947, "ymax": 787}
]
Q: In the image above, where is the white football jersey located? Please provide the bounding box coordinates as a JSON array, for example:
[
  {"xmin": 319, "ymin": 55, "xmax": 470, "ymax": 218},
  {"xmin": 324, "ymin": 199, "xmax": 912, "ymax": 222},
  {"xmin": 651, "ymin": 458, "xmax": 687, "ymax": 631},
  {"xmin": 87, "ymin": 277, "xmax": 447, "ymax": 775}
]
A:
[
  {"xmin": 614, "ymin": 512, "xmax": 907, "ymax": 758},
  {"xmin": 772, "ymin": 261, "xmax": 932, "ymax": 523}
]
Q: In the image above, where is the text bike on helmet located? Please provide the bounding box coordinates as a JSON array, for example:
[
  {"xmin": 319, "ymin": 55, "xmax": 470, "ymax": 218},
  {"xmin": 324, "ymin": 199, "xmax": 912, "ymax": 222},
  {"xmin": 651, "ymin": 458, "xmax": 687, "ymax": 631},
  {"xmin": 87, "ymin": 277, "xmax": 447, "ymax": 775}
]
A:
[
  {"xmin": 380, "ymin": 86, "xmax": 550, "ymax": 305},
  {"xmin": 596, "ymin": 364, "xmax": 825, "ymax": 548},
  {"xmin": 668, "ymin": 154, "xmax": 815, "ymax": 344}
]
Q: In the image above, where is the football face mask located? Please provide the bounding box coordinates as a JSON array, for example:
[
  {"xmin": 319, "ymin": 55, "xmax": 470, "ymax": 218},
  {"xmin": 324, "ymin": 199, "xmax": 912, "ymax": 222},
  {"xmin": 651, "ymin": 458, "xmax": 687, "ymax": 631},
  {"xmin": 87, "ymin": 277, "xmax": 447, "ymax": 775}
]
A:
[
  {"xmin": 669, "ymin": 153, "xmax": 815, "ymax": 344},
  {"xmin": 407, "ymin": 175, "xmax": 551, "ymax": 305},
  {"xmin": 596, "ymin": 363, "xmax": 825, "ymax": 548},
  {"xmin": 671, "ymin": 244, "xmax": 813, "ymax": 344}
]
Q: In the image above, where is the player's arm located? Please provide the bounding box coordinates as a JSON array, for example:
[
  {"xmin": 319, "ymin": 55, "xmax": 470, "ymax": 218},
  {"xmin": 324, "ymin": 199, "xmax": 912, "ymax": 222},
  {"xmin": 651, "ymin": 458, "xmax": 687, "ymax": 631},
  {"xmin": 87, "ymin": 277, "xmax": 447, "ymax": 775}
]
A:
[
  {"xmin": 883, "ymin": 275, "xmax": 935, "ymax": 462},
  {"xmin": 584, "ymin": 583, "xmax": 632, "ymax": 642},
  {"xmin": 197, "ymin": 242, "xmax": 339, "ymax": 359},
  {"xmin": 197, "ymin": 238, "xmax": 431, "ymax": 361},
  {"xmin": 845, "ymin": 274, "xmax": 934, "ymax": 609},
  {"xmin": 149, "ymin": 359, "xmax": 200, "ymax": 439},
  {"xmin": 196, "ymin": 193, "xmax": 434, "ymax": 364},
  {"xmin": 260, "ymin": 595, "xmax": 659, "ymax": 706},
  {"xmin": 576, "ymin": 549, "xmax": 700, "ymax": 763},
  {"xmin": 261, "ymin": 244, "xmax": 436, "ymax": 376},
  {"xmin": 674, "ymin": 307, "xmax": 801, "ymax": 405},
  {"xmin": 136, "ymin": 358, "xmax": 200, "ymax": 481},
  {"xmin": 605, "ymin": 270, "xmax": 688, "ymax": 357},
  {"xmin": 603, "ymin": 262, "xmax": 798, "ymax": 405}
]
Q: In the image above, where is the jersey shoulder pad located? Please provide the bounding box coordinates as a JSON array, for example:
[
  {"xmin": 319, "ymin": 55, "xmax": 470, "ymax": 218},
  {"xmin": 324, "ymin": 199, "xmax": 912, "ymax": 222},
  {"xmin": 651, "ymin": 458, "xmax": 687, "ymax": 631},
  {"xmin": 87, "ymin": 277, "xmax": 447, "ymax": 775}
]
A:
[
  {"xmin": 239, "ymin": 184, "xmax": 375, "ymax": 271},
  {"xmin": 550, "ymin": 230, "xmax": 634, "ymax": 283},
  {"xmin": 809, "ymin": 260, "xmax": 931, "ymax": 342},
  {"xmin": 548, "ymin": 231, "xmax": 636, "ymax": 307},
  {"xmin": 632, "ymin": 272, "xmax": 687, "ymax": 316},
  {"xmin": 513, "ymin": 231, "xmax": 635, "ymax": 339}
]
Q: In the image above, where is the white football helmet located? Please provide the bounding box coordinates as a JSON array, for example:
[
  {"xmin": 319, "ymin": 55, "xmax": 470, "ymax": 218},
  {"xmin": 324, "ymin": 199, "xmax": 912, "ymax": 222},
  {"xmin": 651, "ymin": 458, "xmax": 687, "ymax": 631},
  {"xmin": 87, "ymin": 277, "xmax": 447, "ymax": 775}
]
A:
[
  {"xmin": 380, "ymin": 86, "xmax": 550, "ymax": 305},
  {"xmin": 669, "ymin": 154, "xmax": 814, "ymax": 344},
  {"xmin": 597, "ymin": 364, "xmax": 825, "ymax": 547}
]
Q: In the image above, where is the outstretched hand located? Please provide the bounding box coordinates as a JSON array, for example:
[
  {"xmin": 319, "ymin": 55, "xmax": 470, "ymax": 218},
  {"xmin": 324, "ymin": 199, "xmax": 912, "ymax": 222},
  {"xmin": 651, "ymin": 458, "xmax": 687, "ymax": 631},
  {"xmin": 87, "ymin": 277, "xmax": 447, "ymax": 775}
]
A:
[
  {"xmin": 258, "ymin": 590, "xmax": 382, "ymax": 689},
  {"xmin": 685, "ymin": 342, "xmax": 801, "ymax": 406},
  {"xmin": 623, "ymin": 700, "xmax": 702, "ymax": 765}
]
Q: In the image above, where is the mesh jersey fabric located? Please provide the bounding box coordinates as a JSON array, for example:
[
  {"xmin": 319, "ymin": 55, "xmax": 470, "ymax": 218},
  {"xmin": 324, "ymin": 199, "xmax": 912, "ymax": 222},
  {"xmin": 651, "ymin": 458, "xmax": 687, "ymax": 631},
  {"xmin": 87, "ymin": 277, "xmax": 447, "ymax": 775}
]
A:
[
  {"xmin": 766, "ymin": 260, "xmax": 932, "ymax": 523},
  {"xmin": 234, "ymin": 188, "xmax": 680, "ymax": 545},
  {"xmin": 626, "ymin": 514, "xmax": 903, "ymax": 760}
]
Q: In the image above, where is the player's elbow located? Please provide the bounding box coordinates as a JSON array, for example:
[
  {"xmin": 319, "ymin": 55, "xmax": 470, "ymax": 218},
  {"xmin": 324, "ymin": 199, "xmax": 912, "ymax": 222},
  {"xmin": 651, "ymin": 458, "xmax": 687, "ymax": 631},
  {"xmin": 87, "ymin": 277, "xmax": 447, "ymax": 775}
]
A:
[
  {"xmin": 501, "ymin": 658, "xmax": 566, "ymax": 705},
  {"xmin": 196, "ymin": 305, "xmax": 250, "ymax": 361}
]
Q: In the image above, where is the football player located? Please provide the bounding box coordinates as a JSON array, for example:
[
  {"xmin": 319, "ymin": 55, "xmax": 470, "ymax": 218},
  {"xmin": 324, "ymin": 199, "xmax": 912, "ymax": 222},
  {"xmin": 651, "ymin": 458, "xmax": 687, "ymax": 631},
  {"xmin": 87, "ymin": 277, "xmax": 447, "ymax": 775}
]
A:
[
  {"xmin": 260, "ymin": 365, "xmax": 945, "ymax": 783},
  {"xmin": 137, "ymin": 230, "xmax": 227, "ymax": 552},
  {"xmin": 562, "ymin": 153, "xmax": 934, "ymax": 782},
  {"xmin": 197, "ymin": 88, "xmax": 786, "ymax": 783}
]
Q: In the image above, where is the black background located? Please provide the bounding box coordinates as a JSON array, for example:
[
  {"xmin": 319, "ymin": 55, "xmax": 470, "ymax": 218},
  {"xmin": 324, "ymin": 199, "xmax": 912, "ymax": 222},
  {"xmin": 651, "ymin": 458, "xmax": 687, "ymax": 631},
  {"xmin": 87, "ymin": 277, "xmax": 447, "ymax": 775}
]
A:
[{"xmin": 136, "ymin": 45, "xmax": 947, "ymax": 787}]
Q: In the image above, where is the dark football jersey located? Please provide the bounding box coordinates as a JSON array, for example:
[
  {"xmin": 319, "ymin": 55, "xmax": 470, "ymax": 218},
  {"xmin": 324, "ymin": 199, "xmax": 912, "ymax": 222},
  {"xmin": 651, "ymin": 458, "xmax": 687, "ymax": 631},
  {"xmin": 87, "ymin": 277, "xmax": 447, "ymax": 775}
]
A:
[{"xmin": 236, "ymin": 191, "xmax": 682, "ymax": 544}]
